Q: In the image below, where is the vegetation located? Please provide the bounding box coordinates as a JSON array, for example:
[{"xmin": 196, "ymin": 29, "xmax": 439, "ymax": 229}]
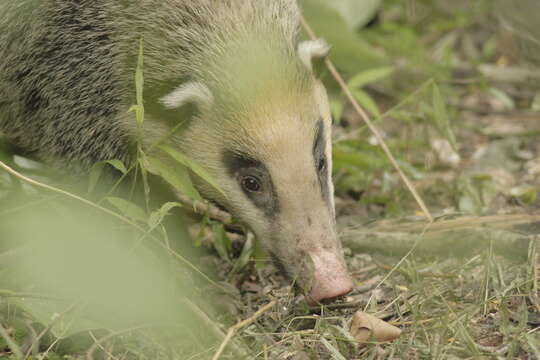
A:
[{"xmin": 1, "ymin": 0, "xmax": 539, "ymax": 358}]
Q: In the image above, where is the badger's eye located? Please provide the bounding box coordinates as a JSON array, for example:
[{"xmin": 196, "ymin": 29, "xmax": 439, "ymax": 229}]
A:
[
  {"xmin": 241, "ymin": 175, "xmax": 262, "ymax": 193},
  {"xmin": 318, "ymin": 156, "xmax": 326, "ymax": 173}
]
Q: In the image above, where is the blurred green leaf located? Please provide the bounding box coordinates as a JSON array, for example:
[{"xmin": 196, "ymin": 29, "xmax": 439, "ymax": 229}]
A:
[
  {"xmin": 432, "ymin": 83, "xmax": 457, "ymax": 151},
  {"xmin": 351, "ymin": 89, "xmax": 381, "ymax": 118},
  {"xmin": 348, "ymin": 66, "xmax": 395, "ymax": 89},
  {"xmin": 532, "ymin": 92, "xmax": 540, "ymax": 111},
  {"xmin": 481, "ymin": 36, "xmax": 498, "ymax": 60},
  {"xmin": 88, "ymin": 159, "xmax": 128, "ymax": 194},
  {"xmin": 330, "ymin": 100, "xmax": 344, "ymax": 124},
  {"xmin": 333, "ymin": 147, "xmax": 386, "ymax": 171},
  {"xmin": 396, "ymin": 160, "xmax": 425, "ymax": 181},
  {"xmin": 138, "ymin": 156, "xmax": 151, "ymax": 207},
  {"xmin": 299, "ymin": 0, "xmax": 388, "ymax": 75},
  {"xmin": 333, "ymin": 141, "xmax": 388, "ymax": 171},
  {"xmin": 106, "ymin": 196, "xmax": 147, "ymax": 223},
  {"xmin": 488, "ymin": 88, "xmax": 515, "ymax": 110},
  {"xmin": 323, "ymin": 0, "xmax": 382, "ymax": 29},
  {"xmin": 510, "ymin": 185, "xmax": 537, "ymax": 205},
  {"xmin": 458, "ymin": 174, "xmax": 498, "ymax": 215}
]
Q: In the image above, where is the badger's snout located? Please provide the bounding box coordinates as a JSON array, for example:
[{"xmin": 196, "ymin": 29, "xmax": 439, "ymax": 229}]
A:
[
  {"xmin": 267, "ymin": 199, "xmax": 353, "ymax": 305},
  {"xmin": 272, "ymin": 230, "xmax": 354, "ymax": 305},
  {"xmin": 305, "ymin": 249, "xmax": 354, "ymax": 305}
]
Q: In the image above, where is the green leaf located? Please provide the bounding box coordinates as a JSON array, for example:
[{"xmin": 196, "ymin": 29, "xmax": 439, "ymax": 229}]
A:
[
  {"xmin": 138, "ymin": 156, "xmax": 151, "ymax": 207},
  {"xmin": 352, "ymin": 89, "xmax": 381, "ymax": 118},
  {"xmin": 145, "ymin": 156, "xmax": 202, "ymax": 200},
  {"xmin": 148, "ymin": 202, "xmax": 183, "ymax": 229},
  {"xmin": 212, "ymin": 223, "xmax": 231, "ymax": 262},
  {"xmin": 88, "ymin": 160, "xmax": 128, "ymax": 194},
  {"xmin": 231, "ymin": 232, "xmax": 255, "ymax": 274},
  {"xmin": 253, "ymin": 239, "xmax": 266, "ymax": 270},
  {"xmin": 333, "ymin": 147, "xmax": 387, "ymax": 171},
  {"xmin": 134, "ymin": 39, "xmax": 145, "ymax": 125},
  {"xmin": 330, "ymin": 101, "xmax": 344, "ymax": 124},
  {"xmin": 432, "ymin": 83, "xmax": 457, "ymax": 151},
  {"xmin": 106, "ymin": 197, "xmax": 147, "ymax": 223},
  {"xmin": 159, "ymin": 145, "xmax": 224, "ymax": 195},
  {"xmin": 347, "ymin": 66, "xmax": 395, "ymax": 89},
  {"xmin": 396, "ymin": 160, "xmax": 425, "ymax": 180},
  {"xmin": 510, "ymin": 185, "xmax": 537, "ymax": 205},
  {"xmin": 107, "ymin": 159, "xmax": 128, "ymax": 174}
]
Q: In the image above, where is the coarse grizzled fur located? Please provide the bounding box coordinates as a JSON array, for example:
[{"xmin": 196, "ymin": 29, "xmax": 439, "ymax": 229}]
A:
[{"xmin": 0, "ymin": 0, "xmax": 308, "ymax": 170}]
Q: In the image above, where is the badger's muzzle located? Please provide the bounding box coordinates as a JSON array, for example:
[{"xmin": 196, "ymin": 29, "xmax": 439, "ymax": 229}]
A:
[{"xmin": 305, "ymin": 249, "xmax": 354, "ymax": 305}]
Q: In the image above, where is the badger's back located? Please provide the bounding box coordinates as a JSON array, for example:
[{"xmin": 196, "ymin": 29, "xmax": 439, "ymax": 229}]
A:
[{"xmin": 0, "ymin": 0, "xmax": 302, "ymax": 170}]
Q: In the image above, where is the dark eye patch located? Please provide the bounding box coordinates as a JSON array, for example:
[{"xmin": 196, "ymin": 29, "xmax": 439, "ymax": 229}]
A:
[
  {"xmin": 222, "ymin": 150, "xmax": 279, "ymax": 217},
  {"xmin": 223, "ymin": 150, "xmax": 262, "ymax": 175}
]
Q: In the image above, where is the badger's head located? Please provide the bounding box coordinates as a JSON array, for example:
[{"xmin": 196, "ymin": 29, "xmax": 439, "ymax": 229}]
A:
[{"xmin": 161, "ymin": 39, "xmax": 353, "ymax": 305}]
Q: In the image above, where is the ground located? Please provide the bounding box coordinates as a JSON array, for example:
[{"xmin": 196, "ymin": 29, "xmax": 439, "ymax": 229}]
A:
[{"xmin": 1, "ymin": 0, "xmax": 539, "ymax": 359}]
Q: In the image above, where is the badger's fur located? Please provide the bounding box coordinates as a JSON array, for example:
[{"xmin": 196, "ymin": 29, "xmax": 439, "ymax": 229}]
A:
[{"xmin": 0, "ymin": 0, "xmax": 353, "ymax": 303}]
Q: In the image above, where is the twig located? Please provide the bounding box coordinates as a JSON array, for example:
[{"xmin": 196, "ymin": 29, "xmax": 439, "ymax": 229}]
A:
[
  {"xmin": 211, "ymin": 299, "xmax": 277, "ymax": 360},
  {"xmin": 175, "ymin": 192, "xmax": 233, "ymax": 225},
  {"xmin": 300, "ymin": 16, "xmax": 433, "ymax": 222},
  {"xmin": 0, "ymin": 323, "xmax": 24, "ymax": 360}
]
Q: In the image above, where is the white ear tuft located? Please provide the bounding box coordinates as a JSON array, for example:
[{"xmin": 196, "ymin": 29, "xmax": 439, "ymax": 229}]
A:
[
  {"xmin": 298, "ymin": 39, "xmax": 330, "ymax": 71},
  {"xmin": 160, "ymin": 82, "xmax": 213, "ymax": 111}
]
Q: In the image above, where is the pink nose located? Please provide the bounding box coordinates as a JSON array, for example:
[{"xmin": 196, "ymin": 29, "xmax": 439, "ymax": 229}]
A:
[
  {"xmin": 307, "ymin": 276, "xmax": 354, "ymax": 306},
  {"xmin": 305, "ymin": 251, "xmax": 354, "ymax": 306}
]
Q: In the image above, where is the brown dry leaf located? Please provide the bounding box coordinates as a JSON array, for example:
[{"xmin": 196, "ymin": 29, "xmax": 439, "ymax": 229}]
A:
[{"xmin": 350, "ymin": 311, "xmax": 402, "ymax": 346}]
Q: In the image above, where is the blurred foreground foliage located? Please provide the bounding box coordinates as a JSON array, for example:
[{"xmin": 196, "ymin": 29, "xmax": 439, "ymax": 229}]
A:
[{"xmin": 1, "ymin": 0, "xmax": 540, "ymax": 358}]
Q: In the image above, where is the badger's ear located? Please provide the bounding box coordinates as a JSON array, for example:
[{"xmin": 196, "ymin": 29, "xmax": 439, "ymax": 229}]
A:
[
  {"xmin": 298, "ymin": 39, "xmax": 330, "ymax": 76},
  {"xmin": 160, "ymin": 82, "xmax": 213, "ymax": 112}
]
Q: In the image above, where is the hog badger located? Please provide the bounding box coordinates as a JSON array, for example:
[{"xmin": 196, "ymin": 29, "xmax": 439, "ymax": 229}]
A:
[{"xmin": 0, "ymin": 0, "xmax": 353, "ymax": 304}]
